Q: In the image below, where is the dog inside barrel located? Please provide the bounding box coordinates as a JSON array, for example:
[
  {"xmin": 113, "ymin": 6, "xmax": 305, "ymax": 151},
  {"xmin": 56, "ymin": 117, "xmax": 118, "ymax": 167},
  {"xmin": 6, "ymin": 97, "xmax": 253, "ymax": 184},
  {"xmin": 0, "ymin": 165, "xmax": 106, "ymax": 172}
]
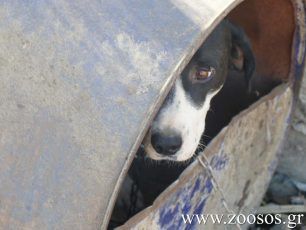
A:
[{"xmin": 109, "ymin": 19, "xmax": 259, "ymax": 228}]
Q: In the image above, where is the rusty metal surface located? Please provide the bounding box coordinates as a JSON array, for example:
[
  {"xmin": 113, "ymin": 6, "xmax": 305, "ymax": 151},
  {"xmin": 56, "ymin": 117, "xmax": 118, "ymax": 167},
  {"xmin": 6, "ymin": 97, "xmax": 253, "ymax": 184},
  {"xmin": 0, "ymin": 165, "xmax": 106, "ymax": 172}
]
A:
[
  {"xmin": 0, "ymin": 0, "xmax": 244, "ymax": 229},
  {"xmin": 121, "ymin": 84, "xmax": 293, "ymax": 229}
]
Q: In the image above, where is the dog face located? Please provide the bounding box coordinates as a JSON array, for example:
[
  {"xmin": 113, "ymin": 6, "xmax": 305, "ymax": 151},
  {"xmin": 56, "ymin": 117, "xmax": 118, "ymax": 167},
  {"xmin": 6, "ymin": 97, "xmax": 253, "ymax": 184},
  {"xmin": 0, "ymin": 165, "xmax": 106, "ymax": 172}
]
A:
[{"xmin": 144, "ymin": 21, "xmax": 255, "ymax": 161}]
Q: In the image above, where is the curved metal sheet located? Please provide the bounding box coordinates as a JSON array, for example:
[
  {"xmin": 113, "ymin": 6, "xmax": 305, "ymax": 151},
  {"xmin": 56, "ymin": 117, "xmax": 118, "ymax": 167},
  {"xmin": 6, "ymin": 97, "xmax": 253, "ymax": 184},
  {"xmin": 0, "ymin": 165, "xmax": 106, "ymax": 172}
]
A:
[{"xmin": 0, "ymin": 0, "xmax": 242, "ymax": 229}]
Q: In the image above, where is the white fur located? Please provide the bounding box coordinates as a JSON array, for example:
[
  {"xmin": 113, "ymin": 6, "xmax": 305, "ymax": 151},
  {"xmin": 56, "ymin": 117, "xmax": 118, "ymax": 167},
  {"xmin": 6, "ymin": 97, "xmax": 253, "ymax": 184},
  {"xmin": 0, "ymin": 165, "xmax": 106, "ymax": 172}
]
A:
[{"xmin": 144, "ymin": 78, "xmax": 221, "ymax": 161}]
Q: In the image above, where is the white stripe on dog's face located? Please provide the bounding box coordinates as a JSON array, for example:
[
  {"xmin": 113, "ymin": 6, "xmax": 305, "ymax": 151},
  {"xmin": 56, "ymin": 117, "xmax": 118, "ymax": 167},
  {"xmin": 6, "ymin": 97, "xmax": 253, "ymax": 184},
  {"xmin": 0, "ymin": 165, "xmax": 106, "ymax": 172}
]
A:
[
  {"xmin": 144, "ymin": 77, "xmax": 220, "ymax": 161},
  {"xmin": 143, "ymin": 22, "xmax": 231, "ymax": 161}
]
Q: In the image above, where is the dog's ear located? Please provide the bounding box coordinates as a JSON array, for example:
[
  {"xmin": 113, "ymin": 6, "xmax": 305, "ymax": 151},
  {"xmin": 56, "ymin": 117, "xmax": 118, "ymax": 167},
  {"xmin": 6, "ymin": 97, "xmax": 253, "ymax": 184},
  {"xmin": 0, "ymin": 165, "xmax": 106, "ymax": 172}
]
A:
[{"xmin": 228, "ymin": 22, "xmax": 256, "ymax": 91}]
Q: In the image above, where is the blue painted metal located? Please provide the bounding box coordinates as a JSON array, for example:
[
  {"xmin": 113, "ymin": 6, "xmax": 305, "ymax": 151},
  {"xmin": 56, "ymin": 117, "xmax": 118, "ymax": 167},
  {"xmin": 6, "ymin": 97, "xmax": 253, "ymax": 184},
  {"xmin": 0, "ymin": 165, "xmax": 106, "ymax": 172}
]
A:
[
  {"xmin": 158, "ymin": 174, "xmax": 214, "ymax": 229},
  {"xmin": 0, "ymin": 0, "xmax": 241, "ymax": 229}
]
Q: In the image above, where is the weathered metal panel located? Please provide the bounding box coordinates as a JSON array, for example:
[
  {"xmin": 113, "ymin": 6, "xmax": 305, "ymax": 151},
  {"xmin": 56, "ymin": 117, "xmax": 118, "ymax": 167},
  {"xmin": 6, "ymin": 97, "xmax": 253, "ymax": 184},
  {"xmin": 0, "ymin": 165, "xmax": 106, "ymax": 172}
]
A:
[
  {"xmin": 277, "ymin": 0, "xmax": 306, "ymax": 185},
  {"xmin": 0, "ymin": 0, "xmax": 245, "ymax": 229},
  {"xmin": 121, "ymin": 84, "xmax": 293, "ymax": 229}
]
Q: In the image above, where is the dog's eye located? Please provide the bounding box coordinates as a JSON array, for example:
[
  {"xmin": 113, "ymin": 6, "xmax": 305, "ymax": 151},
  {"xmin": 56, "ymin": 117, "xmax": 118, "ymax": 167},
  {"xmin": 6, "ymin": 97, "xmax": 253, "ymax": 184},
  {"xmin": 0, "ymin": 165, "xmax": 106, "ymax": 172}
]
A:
[{"xmin": 194, "ymin": 67, "xmax": 215, "ymax": 82}]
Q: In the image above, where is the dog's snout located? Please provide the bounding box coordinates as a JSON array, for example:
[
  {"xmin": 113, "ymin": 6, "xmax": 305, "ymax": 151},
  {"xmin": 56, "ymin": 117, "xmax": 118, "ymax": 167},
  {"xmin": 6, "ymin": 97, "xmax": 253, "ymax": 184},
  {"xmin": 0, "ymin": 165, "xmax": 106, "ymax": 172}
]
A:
[{"xmin": 151, "ymin": 131, "xmax": 182, "ymax": 156}]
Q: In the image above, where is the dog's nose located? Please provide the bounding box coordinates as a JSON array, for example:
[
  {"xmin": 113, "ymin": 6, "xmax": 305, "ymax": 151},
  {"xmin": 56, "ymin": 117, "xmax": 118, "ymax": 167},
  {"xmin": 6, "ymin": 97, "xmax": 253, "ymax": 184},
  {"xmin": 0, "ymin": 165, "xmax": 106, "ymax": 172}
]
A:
[{"xmin": 151, "ymin": 131, "xmax": 182, "ymax": 156}]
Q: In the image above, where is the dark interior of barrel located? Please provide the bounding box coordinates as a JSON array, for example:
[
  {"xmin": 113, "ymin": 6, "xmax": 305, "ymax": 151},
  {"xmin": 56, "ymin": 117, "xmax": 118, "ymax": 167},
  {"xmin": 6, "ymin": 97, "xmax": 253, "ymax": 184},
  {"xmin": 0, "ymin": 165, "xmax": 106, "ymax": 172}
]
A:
[
  {"xmin": 108, "ymin": 0, "xmax": 295, "ymax": 228},
  {"xmin": 205, "ymin": 0, "xmax": 294, "ymax": 143}
]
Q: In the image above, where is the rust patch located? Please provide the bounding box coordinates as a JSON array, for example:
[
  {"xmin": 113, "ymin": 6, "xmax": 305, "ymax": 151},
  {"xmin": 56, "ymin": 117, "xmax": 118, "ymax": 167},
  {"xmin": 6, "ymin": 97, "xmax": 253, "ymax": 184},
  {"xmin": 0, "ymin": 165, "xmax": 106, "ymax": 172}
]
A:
[{"xmin": 229, "ymin": 0, "xmax": 295, "ymax": 82}]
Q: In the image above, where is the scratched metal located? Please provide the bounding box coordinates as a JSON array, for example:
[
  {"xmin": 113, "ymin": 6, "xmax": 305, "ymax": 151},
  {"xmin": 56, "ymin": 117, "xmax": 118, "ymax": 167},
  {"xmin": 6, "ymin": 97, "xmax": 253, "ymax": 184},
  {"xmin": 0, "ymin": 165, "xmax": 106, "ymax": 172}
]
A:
[
  {"xmin": 0, "ymin": 0, "xmax": 246, "ymax": 229},
  {"xmin": 121, "ymin": 84, "xmax": 293, "ymax": 229}
]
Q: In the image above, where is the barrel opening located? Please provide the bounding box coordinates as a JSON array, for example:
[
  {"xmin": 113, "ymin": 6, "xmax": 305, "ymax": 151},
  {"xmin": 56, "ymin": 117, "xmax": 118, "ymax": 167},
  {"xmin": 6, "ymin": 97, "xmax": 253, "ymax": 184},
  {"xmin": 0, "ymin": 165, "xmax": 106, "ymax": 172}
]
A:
[{"xmin": 108, "ymin": 0, "xmax": 296, "ymax": 228}]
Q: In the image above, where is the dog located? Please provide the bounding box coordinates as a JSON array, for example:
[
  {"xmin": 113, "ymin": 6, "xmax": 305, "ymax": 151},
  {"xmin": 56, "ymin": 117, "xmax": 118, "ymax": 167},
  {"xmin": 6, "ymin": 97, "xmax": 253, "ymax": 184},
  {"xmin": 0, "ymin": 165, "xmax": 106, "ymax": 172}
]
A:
[
  {"xmin": 109, "ymin": 21, "xmax": 255, "ymax": 228},
  {"xmin": 143, "ymin": 20, "xmax": 255, "ymax": 162}
]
